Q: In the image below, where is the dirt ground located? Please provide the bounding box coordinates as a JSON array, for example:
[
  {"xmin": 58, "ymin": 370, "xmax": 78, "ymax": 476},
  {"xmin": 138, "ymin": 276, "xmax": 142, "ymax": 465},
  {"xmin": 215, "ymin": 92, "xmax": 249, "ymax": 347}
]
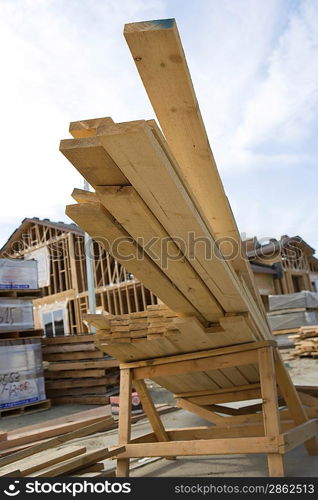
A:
[
  {"xmin": 0, "ymin": 354, "xmax": 317, "ymax": 477},
  {"xmin": 280, "ymin": 350, "xmax": 318, "ymax": 385}
]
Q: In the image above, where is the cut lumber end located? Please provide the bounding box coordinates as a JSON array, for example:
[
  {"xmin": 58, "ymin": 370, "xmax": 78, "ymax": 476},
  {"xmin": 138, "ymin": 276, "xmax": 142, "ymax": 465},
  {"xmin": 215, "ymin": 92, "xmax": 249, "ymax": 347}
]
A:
[
  {"xmin": 71, "ymin": 188, "xmax": 98, "ymax": 204},
  {"xmin": 124, "ymin": 18, "xmax": 176, "ymax": 34},
  {"xmin": 69, "ymin": 117, "xmax": 114, "ymax": 138}
]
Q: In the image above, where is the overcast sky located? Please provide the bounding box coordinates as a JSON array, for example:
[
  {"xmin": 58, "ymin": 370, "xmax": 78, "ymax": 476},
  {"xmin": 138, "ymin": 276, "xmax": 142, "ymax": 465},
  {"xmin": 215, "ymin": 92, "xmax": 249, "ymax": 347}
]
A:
[{"xmin": 0, "ymin": 0, "xmax": 317, "ymax": 252}]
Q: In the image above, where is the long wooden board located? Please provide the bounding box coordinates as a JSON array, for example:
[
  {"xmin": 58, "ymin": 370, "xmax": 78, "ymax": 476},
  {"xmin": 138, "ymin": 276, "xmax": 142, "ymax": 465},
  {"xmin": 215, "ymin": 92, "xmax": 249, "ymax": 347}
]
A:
[{"xmin": 66, "ymin": 202, "xmax": 204, "ymax": 321}]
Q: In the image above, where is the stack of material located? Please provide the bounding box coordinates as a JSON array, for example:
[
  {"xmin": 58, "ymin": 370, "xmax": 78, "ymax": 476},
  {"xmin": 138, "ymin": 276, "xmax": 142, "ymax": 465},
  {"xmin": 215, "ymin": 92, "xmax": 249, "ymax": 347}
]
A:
[
  {"xmin": 56, "ymin": 20, "xmax": 318, "ymax": 478},
  {"xmin": 289, "ymin": 326, "xmax": 318, "ymax": 358},
  {"xmin": 87, "ymin": 305, "xmax": 178, "ymax": 344},
  {"xmin": 0, "ymin": 408, "xmax": 122, "ymax": 477},
  {"xmin": 268, "ymin": 291, "xmax": 318, "ymax": 334},
  {"xmin": 60, "ymin": 19, "xmax": 273, "ymax": 390},
  {"xmin": 42, "ymin": 334, "xmax": 119, "ymax": 405},
  {"xmin": 0, "ymin": 260, "xmax": 49, "ymax": 416}
]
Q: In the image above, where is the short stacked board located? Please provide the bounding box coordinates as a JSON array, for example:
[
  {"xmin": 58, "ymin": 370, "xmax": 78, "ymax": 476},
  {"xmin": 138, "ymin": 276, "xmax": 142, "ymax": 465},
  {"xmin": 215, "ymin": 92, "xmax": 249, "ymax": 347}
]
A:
[
  {"xmin": 42, "ymin": 335, "xmax": 119, "ymax": 405},
  {"xmin": 289, "ymin": 326, "xmax": 318, "ymax": 358}
]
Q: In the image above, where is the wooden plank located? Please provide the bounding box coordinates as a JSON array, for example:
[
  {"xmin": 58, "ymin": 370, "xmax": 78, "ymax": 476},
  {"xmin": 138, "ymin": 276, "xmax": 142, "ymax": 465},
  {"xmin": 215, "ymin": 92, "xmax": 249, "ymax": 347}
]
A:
[
  {"xmin": 0, "ymin": 419, "xmax": 114, "ymax": 468},
  {"xmin": 60, "ymin": 136, "xmax": 128, "ymax": 186},
  {"xmin": 97, "ymin": 122, "xmax": 250, "ymax": 315},
  {"xmin": 44, "ymin": 369, "xmax": 105, "ymax": 379},
  {"xmin": 51, "ymin": 396, "xmax": 110, "ymax": 405},
  {"xmin": 72, "ymin": 188, "xmax": 98, "ymax": 203},
  {"xmin": 121, "ymin": 340, "xmax": 274, "ymax": 370},
  {"xmin": 46, "ymin": 359, "xmax": 118, "ymax": 370},
  {"xmin": 43, "ymin": 351, "xmax": 103, "ymax": 361},
  {"xmin": 42, "ymin": 343, "xmax": 97, "ymax": 354},
  {"xmin": 123, "ymin": 20, "xmax": 263, "ymax": 308},
  {"xmin": 96, "ymin": 185, "xmax": 222, "ymax": 322},
  {"xmin": 1, "ymin": 446, "xmax": 86, "ymax": 477},
  {"xmin": 186, "ymin": 388, "xmax": 262, "ymax": 406},
  {"xmin": 117, "ymin": 368, "xmax": 132, "ymax": 477},
  {"xmin": 66, "ymin": 202, "xmax": 204, "ymax": 321},
  {"xmin": 279, "ymin": 420, "xmax": 318, "ymax": 453},
  {"xmin": 132, "ymin": 349, "xmax": 258, "ymax": 380},
  {"xmin": 42, "ymin": 335, "xmax": 95, "ymax": 345},
  {"xmin": 69, "ymin": 117, "xmax": 114, "ymax": 138},
  {"xmin": 47, "ymin": 386, "xmax": 107, "ymax": 397},
  {"xmin": 29, "ymin": 448, "xmax": 123, "ymax": 477},
  {"xmin": 111, "ymin": 436, "xmax": 278, "ymax": 458},
  {"xmin": 274, "ymin": 351, "xmax": 318, "ymax": 455},
  {"xmin": 45, "ymin": 377, "xmax": 109, "ymax": 390},
  {"xmin": 133, "ymin": 380, "xmax": 169, "ymax": 441},
  {"xmin": 258, "ymin": 347, "xmax": 284, "ymax": 477},
  {"xmin": 176, "ymin": 398, "xmax": 225, "ymax": 425}
]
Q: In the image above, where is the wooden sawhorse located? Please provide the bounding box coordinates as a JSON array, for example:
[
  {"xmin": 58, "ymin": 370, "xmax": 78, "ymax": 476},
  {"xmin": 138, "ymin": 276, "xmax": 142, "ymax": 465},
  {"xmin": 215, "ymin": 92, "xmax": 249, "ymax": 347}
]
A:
[{"xmin": 112, "ymin": 340, "xmax": 318, "ymax": 477}]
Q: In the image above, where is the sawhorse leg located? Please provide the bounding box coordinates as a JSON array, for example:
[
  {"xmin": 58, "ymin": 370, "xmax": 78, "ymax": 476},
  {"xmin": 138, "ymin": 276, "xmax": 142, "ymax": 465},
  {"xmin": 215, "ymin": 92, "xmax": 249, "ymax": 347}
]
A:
[
  {"xmin": 134, "ymin": 379, "xmax": 176, "ymax": 460},
  {"xmin": 274, "ymin": 350, "xmax": 318, "ymax": 455},
  {"xmin": 116, "ymin": 368, "xmax": 132, "ymax": 477},
  {"xmin": 259, "ymin": 346, "xmax": 285, "ymax": 477}
]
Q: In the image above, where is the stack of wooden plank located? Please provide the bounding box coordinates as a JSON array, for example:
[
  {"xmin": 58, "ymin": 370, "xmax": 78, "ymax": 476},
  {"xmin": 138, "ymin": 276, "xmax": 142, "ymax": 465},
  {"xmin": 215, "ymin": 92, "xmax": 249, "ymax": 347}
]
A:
[
  {"xmin": 42, "ymin": 335, "xmax": 119, "ymax": 405},
  {"xmin": 56, "ymin": 19, "xmax": 318, "ymax": 478},
  {"xmin": 87, "ymin": 305, "xmax": 178, "ymax": 343},
  {"xmin": 0, "ymin": 408, "xmax": 122, "ymax": 477},
  {"xmin": 60, "ymin": 21, "xmax": 272, "ymax": 384},
  {"xmin": 289, "ymin": 326, "xmax": 318, "ymax": 358}
]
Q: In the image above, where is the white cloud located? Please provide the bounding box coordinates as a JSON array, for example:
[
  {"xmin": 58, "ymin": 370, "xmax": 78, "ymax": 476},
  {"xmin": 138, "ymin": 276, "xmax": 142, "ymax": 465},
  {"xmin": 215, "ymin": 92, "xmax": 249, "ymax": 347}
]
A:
[{"xmin": 0, "ymin": 0, "xmax": 317, "ymax": 251}]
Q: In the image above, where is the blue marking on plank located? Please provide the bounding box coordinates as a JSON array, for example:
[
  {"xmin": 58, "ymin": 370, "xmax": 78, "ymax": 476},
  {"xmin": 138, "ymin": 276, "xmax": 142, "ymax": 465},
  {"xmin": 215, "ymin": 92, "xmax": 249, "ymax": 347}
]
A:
[{"xmin": 146, "ymin": 18, "xmax": 175, "ymax": 29}]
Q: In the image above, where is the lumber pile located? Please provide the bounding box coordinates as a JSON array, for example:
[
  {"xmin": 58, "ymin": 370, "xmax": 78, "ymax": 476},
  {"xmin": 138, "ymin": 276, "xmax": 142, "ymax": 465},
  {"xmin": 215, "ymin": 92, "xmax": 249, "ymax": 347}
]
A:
[
  {"xmin": 289, "ymin": 326, "xmax": 318, "ymax": 358},
  {"xmin": 268, "ymin": 291, "xmax": 318, "ymax": 334},
  {"xmin": 42, "ymin": 334, "xmax": 120, "ymax": 405},
  {"xmin": 60, "ymin": 20, "xmax": 272, "ymax": 379},
  {"xmin": 58, "ymin": 18, "xmax": 318, "ymax": 479},
  {"xmin": 0, "ymin": 408, "xmax": 122, "ymax": 477},
  {"xmin": 59, "ymin": 18, "xmax": 274, "ymax": 391}
]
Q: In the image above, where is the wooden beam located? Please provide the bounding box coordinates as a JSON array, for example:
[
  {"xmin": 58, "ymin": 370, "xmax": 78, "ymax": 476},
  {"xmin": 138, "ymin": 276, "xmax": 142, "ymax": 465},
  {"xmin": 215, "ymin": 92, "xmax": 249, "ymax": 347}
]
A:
[
  {"xmin": 279, "ymin": 420, "xmax": 318, "ymax": 453},
  {"xmin": 72, "ymin": 188, "xmax": 98, "ymax": 204},
  {"xmin": 132, "ymin": 349, "xmax": 258, "ymax": 381},
  {"xmin": 66, "ymin": 202, "xmax": 204, "ymax": 320},
  {"xmin": 186, "ymin": 388, "xmax": 262, "ymax": 406},
  {"xmin": 96, "ymin": 185, "xmax": 223, "ymax": 322},
  {"xmin": 176, "ymin": 398, "xmax": 226, "ymax": 425},
  {"xmin": 133, "ymin": 380, "xmax": 169, "ymax": 442},
  {"xmin": 117, "ymin": 368, "xmax": 132, "ymax": 477},
  {"xmin": 123, "ymin": 19, "xmax": 263, "ymax": 310},
  {"xmin": 97, "ymin": 122, "xmax": 253, "ymax": 316},
  {"xmin": 111, "ymin": 436, "xmax": 279, "ymax": 458},
  {"xmin": 0, "ymin": 419, "xmax": 113, "ymax": 468},
  {"xmin": 258, "ymin": 347, "xmax": 284, "ymax": 477},
  {"xmin": 121, "ymin": 341, "xmax": 274, "ymax": 370},
  {"xmin": 274, "ymin": 351, "xmax": 318, "ymax": 455},
  {"xmin": 60, "ymin": 136, "xmax": 128, "ymax": 186},
  {"xmin": 69, "ymin": 117, "xmax": 114, "ymax": 138}
]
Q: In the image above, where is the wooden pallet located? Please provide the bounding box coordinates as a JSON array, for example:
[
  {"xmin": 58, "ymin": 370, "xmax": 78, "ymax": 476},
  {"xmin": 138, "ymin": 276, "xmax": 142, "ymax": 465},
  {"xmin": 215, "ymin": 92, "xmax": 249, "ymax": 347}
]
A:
[{"xmin": 0, "ymin": 399, "xmax": 51, "ymax": 418}]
